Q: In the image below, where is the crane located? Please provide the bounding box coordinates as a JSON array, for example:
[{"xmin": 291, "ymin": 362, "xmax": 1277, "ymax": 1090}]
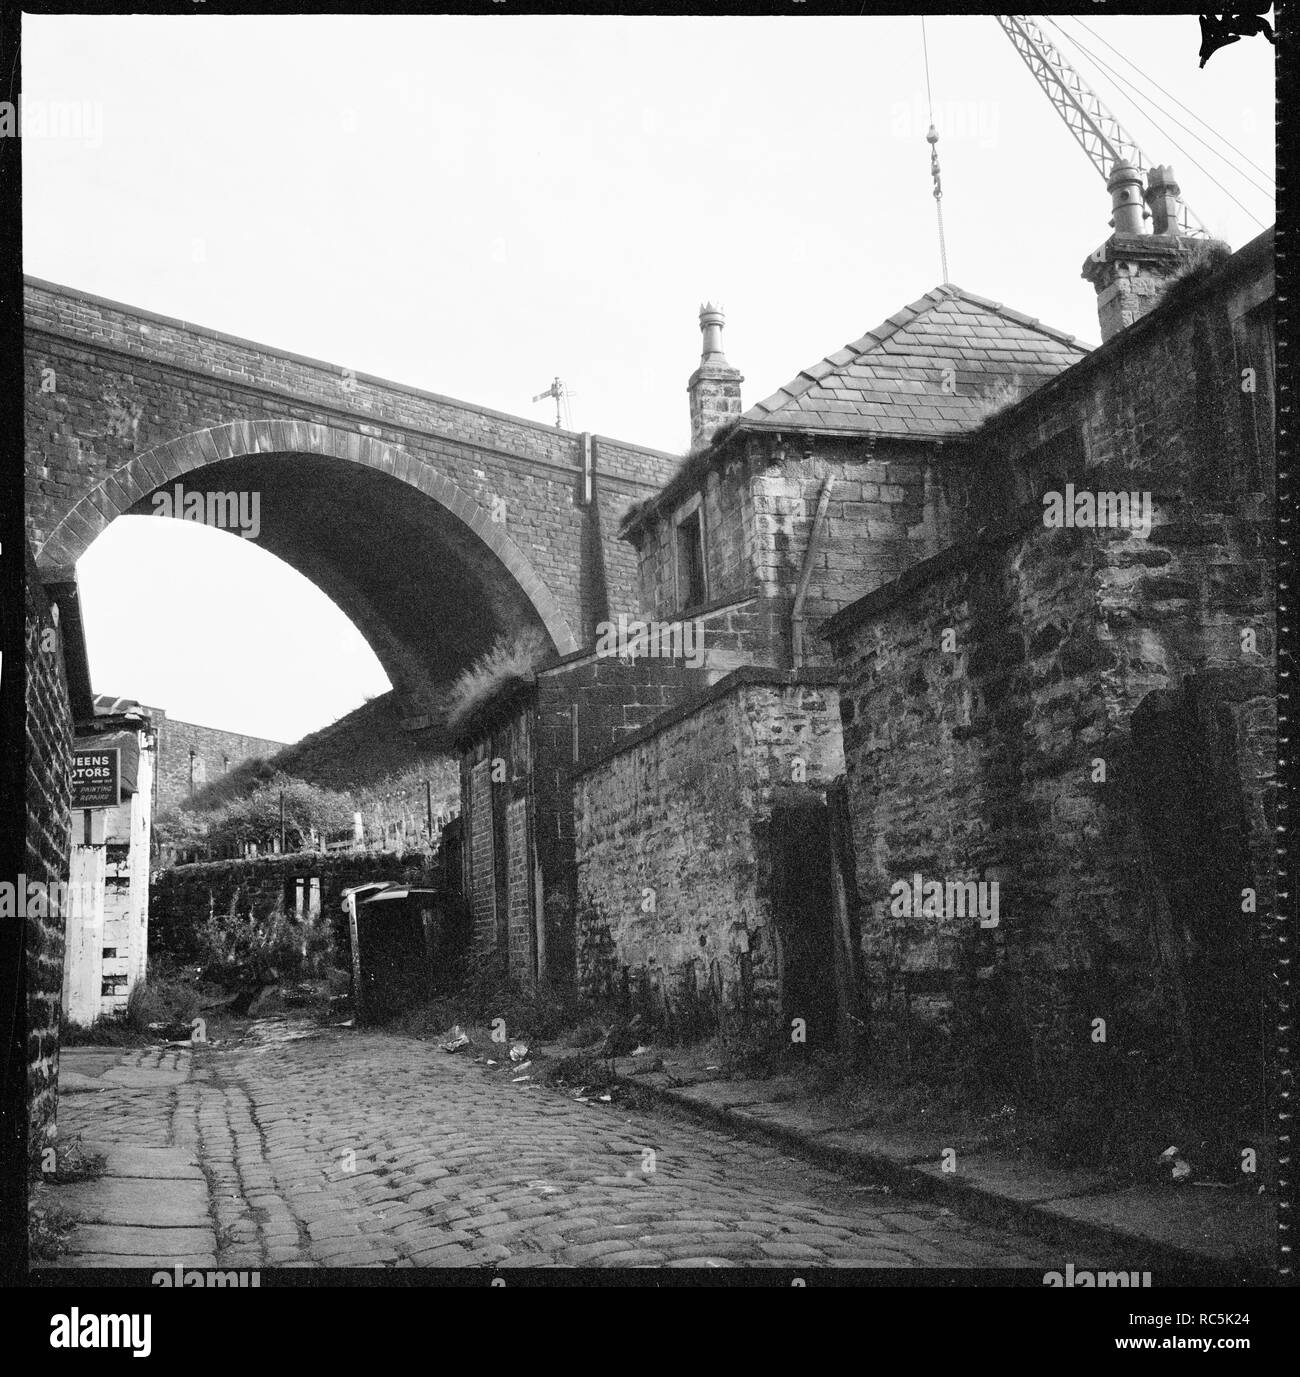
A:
[{"xmin": 994, "ymin": 15, "xmax": 1208, "ymax": 238}]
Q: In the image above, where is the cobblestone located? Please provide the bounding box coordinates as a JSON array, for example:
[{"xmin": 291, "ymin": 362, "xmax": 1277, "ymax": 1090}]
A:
[{"xmin": 48, "ymin": 1021, "xmax": 1108, "ymax": 1270}]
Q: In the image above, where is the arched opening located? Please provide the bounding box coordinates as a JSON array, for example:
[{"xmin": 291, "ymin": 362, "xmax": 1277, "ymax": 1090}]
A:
[{"xmin": 36, "ymin": 421, "xmax": 578, "ymax": 728}]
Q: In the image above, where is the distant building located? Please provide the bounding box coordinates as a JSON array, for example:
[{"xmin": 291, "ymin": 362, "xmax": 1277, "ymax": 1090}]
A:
[{"xmin": 145, "ymin": 705, "xmax": 289, "ymax": 814}]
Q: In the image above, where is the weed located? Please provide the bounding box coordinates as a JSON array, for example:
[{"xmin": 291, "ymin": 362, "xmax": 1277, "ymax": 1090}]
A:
[
  {"xmin": 31, "ymin": 1135, "xmax": 107, "ymax": 1185},
  {"xmin": 28, "ymin": 1192, "xmax": 80, "ymax": 1262},
  {"xmin": 444, "ymin": 628, "xmax": 550, "ymax": 738}
]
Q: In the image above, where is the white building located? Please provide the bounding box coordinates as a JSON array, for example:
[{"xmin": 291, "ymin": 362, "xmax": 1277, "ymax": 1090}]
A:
[{"xmin": 62, "ymin": 698, "xmax": 156, "ymax": 1025}]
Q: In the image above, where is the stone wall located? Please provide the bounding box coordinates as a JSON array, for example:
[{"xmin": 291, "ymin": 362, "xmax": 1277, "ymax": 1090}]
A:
[
  {"xmin": 150, "ymin": 851, "xmax": 447, "ymax": 970},
  {"xmin": 825, "ymin": 234, "xmax": 1274, "ymax": 1104},
  {"xmin": 630, "ymin": 435, "xmax": 948, "ymax": 671},
  {"xmin": 573, "ymin": 669, "xmax": 842, "ymax": 1036},
  {"xmin": 148, "ymin": 706, "xmax": 287, "ymax": 814},
  {"xmin": 25, "ymin": 278, "xmax": 676, "ymax": 667},
  {"xmin": 23, "ymin": 546, "xmax": 73, "ymax": 1159}
]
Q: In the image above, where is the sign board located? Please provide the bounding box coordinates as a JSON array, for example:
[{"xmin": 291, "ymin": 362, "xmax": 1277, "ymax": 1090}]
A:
[{"xmin": 71, "ymin": 747, "xmax": 120, "ymax": 809}]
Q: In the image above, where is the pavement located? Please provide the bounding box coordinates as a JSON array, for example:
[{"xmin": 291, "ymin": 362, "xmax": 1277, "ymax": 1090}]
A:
[
  {"xmin": 33, "ymin": 1018, "xmax": 1161, "ymax": 1273},
  {"xmin": 609, "ymin": 1056, "xmax": 1276, "ymax": 1280}
]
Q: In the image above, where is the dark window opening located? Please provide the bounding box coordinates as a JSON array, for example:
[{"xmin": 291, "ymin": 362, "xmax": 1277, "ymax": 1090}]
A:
[
  {"xmin": 676, "ymin": 509, "xmax": 707, "ymax": 611},
  {"xmin": 102, "ymin": 947, "xmax": 117, "ymax": 959}
]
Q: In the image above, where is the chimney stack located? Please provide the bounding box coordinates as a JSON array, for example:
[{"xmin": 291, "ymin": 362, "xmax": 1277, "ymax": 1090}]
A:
[
  {"xmin": 1081, "ymin": 162, "xmax": 1225, "ymax": 343},
  {"xmin": 687, "ymin": 303, "xmax": 743, "ymax": 451}
]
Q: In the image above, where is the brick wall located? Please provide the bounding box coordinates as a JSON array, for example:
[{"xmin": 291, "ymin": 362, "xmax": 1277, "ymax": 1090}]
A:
[
  {"xmin": 505, "ymin": 797, "xmax": 532, "ymax": 985},
  {"xmin": 467, "ymin": 759, "xmax": 498, "ymax": 958},
  {"xmin": 573, "ymin": 669, "xmax": 842, "ymax": 1035},
  {"xmin": 24, "ymin": 545, "xmax": 72, "ymax": 1159}
]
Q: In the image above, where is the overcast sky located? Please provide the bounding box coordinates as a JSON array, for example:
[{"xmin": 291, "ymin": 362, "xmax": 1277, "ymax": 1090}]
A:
[{"xmin": 23, "ymin": 11, "xmax": 1275, "ymax": 742}]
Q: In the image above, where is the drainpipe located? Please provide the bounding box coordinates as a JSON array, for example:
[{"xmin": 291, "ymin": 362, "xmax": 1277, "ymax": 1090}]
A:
[{"xmin": 791, "ymin": 472, "xmax": 835, "ymax": 670}]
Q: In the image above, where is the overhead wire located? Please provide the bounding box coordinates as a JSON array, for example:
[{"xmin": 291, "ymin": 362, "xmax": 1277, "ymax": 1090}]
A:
[
  {"xmin": 1043, "ymin": 17, "xmax": 1268, "ymax": 230},
  {"xmin": 1068, "ymin": 14, "xmax": 1274, "ymax": 187},
  {"xmin": 1059, "ymin": 17, "xmax": 1275, "ymax": 205}
]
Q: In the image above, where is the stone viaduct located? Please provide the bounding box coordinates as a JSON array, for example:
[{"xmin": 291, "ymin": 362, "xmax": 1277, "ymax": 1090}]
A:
[{"xmin": 24, "ymin": 277, "xmax": 679, "ymax": 728}]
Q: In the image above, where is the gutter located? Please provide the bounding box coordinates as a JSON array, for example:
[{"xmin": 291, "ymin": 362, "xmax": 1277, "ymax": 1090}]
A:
[{"xmin": 790, "ymin": 473, "xmax": 835, "ymax": 669}]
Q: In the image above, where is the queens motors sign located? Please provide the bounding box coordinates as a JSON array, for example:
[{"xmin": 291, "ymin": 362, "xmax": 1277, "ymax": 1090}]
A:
[{"xmin": 71, "ymin": 747, "xmax": 120, "ymax": 809}]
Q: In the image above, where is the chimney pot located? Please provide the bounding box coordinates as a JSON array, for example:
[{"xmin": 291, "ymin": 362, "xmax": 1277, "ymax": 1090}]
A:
[
  {"xmin": 687, "ymin": 302, "xmax": 743, "ymax": 451},
  {"xmin": 1145, "ymin": 164, "xmax": 1183, "ymax": 236},
  {"xmin": 1107, "ymin": 161, "xmax": 1148, "ymax": 235}
]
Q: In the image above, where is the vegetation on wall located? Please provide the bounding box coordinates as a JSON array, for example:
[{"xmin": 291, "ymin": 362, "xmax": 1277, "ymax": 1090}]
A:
[{"xmin": 444, "ymin": 626, "xmax": 550, "ymax": 739}]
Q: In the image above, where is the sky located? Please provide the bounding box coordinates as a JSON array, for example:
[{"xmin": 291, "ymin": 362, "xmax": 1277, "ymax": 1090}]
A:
[{"xmin": 22, "ymin": 11, "xmax": 1276, "ymax": 743}]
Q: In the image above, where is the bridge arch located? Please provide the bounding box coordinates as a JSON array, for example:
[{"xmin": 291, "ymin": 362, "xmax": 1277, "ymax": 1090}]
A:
[{"xmin": 37, "ymin": 420, "xmax": 580, "ymax": 720}]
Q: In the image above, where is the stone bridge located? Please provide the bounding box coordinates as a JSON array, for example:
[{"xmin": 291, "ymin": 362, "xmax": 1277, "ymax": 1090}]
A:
[{"xmin": 24, "ymin": 278, "xmax": 678, "ymax": 727}]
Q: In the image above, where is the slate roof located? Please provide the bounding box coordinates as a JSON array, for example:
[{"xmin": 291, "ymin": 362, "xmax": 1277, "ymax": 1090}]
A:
[{"xmin": 739, "ymin": 284, "xmax": 1089, "ymax": 437}]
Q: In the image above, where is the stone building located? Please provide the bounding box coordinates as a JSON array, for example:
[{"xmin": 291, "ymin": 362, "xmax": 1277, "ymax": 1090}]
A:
[{"xmin": 565, "ymin": 176, "xmax": 1273, "ymax": 1120}]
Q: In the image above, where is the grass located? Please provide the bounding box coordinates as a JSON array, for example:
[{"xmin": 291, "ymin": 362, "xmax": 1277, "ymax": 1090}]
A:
[
  {"xmin": 970, "ymin": 374, "xmax": 1028, "ymax": 423},
  {"xmin": 61, "ymin": 956, "xmax": 252, "ymax": 1046},
  {"xmin": 1159, "ymin": 237, "xmax": 1233, "ymax": 311},
  {"xmin": 444, "ymin": 627, "xmax": 550, "ymax": 738}
]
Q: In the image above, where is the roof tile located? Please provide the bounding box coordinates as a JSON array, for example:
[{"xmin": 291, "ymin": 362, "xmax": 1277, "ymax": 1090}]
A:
[{"xmin": 736, "ymin": 284, "xmax": 1087, "ymax": 439}]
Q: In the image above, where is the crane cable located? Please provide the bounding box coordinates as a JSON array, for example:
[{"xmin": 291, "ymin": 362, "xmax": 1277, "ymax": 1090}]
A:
[{"xmin": 922, "ymin": 17, "xmax": 950, "ymax": 283}]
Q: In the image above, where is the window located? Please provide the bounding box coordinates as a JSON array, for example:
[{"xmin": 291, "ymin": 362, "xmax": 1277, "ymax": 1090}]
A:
[{"xmin": 673, "ymin": 498, "xmax": 708, "ymax": 612}]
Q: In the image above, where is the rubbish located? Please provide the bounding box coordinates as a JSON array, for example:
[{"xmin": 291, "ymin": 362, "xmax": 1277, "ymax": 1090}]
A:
[
  {"xmin": 330, "ymin": 1020, "xmax": 355, "ymax": 1028},
  {"xmin": 1158, "ymin": 1145, "xmax": 1192, "ymax": 1182},
  {"xmin": 512, "ymin": 1061, "xmax": 532, "ymax": 1073},
  {"xmin": 509, "ymin": 1042, "xmax": 529, "ymax": 1062},
  {"xmin": 598, "ymin": 1094, "xmax": 612, "ymax": 1102},
  {"xmin": 631, "ymin": 1045, "xmax": 651, "ymax": 1057},
  {"xmin": 704, "ymin": 1065, "xmax": 719, "ymax": 1071},
  {"xmin": 440, "ymin": 1026, "xmax": 470, "ymax": 1053},
  {"xmin": 486, "ymin": 1059, "xmax": 498, "ymax": 1066},
  {"xmin": 511, "ymin": 1074, "xmax": 531, "ymax": 1083}
]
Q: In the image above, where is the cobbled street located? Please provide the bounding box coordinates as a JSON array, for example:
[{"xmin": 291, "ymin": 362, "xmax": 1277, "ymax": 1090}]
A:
[{"xmin": 49, "ymin": 1018, "xmax": 1097, "ymax": 1271}]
